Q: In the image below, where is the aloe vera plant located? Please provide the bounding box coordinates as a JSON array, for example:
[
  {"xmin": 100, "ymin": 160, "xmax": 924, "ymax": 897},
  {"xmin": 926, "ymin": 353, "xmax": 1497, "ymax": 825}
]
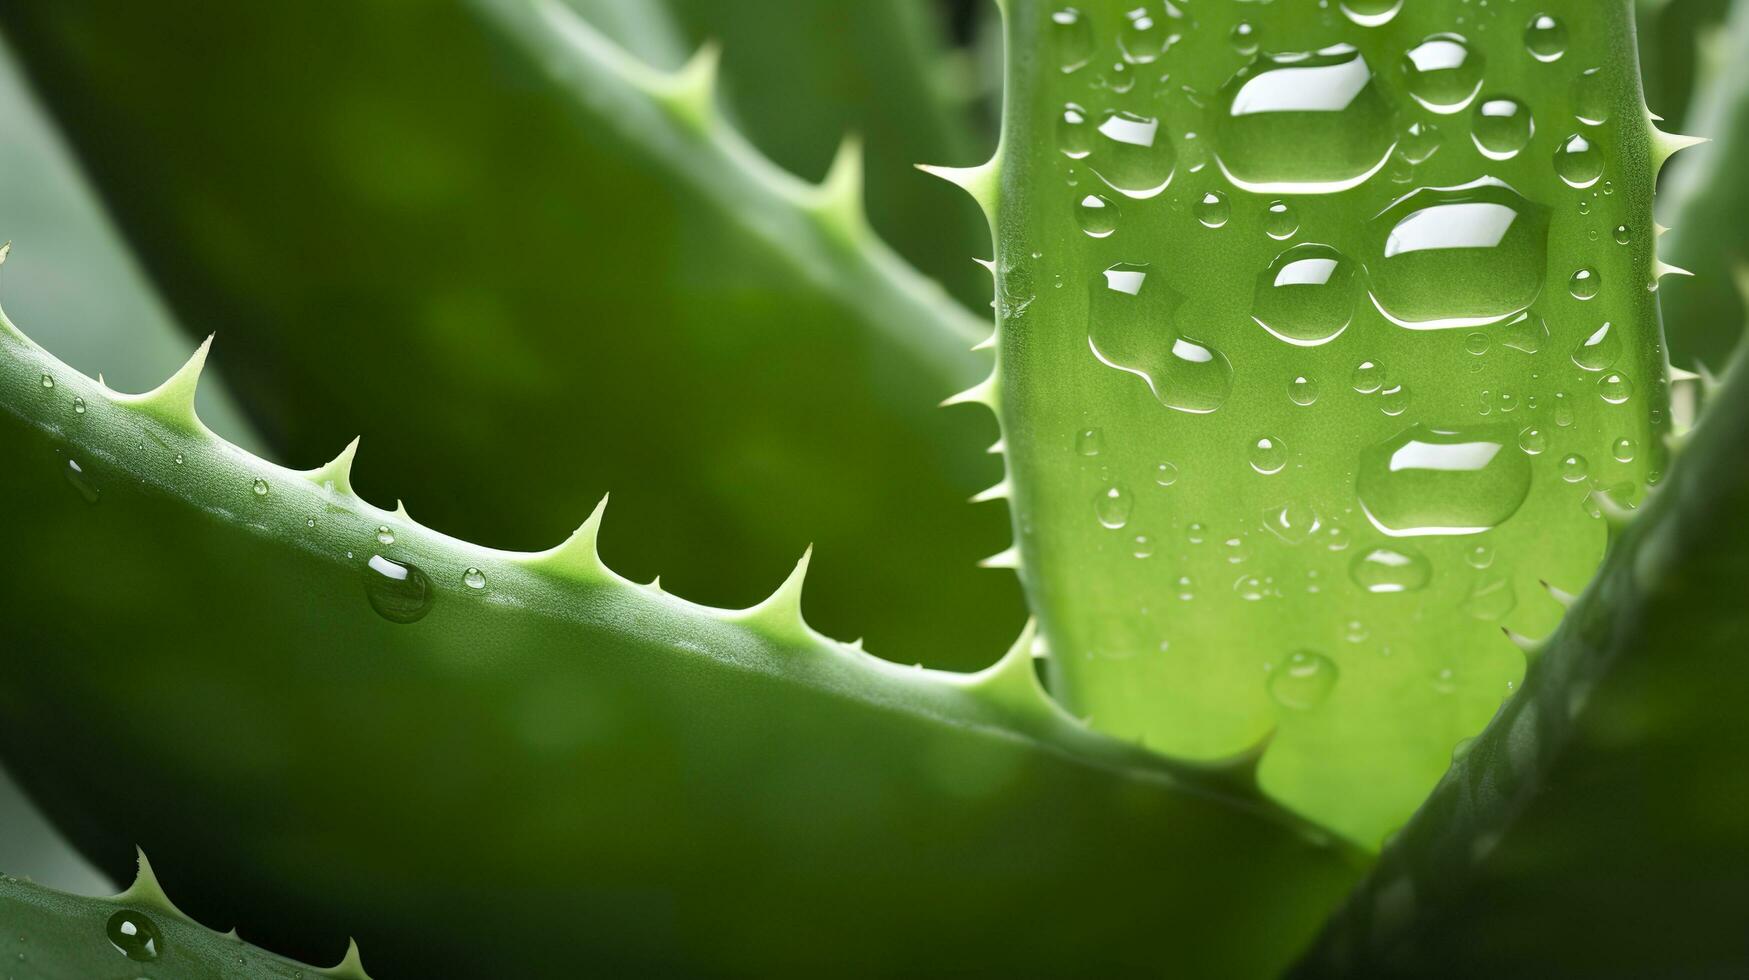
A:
[{"xmin": 0, "ymin": 0, "xmax": 1740, "ymax": 976}]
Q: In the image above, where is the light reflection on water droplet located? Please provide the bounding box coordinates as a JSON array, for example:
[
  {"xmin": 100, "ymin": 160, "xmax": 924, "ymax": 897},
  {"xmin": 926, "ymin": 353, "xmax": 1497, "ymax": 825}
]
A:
[
  {"xmin": 1351, "ymin": 546, "xmax": 1432, "ymax": 593},
  {"xmin": 1087, "ymin": 264, "xmax": 1233, "ymax": 414},
  {"xmin": 1370, "ymin": 179, "xmax": 1549, "ymax": 329},
  {"xmin": 1269, "ymin": 650, "xmax": 1339, "ymax": 710},
  {"xmin": 1472, "ymin": 97, "xmax": 1534, "ymax": 159},
  {"xmin": 1196, "ymin": 191, "xmax": 1230, "ymax": 228},
  {"xmin": 1249, "ymin": 436, "xmax": 1288, "ymax": 475},
  {"xmin": 1555, "ymin": 133, "xmax": 1603, "ymax": 188},
  {"xmin": 1091, "ymin": 110, "xmax": 1175, "ymax": 199},
  {"xmin": 1076, "ymin": 193, "xmax": 1119, "ymax": 237},
  {"xmin": 1525, "ymin": 14, "xmax": 1568, "ymax": 62},
  {"xmin": 1289, "ymin": 375, "xmax": 1320, "ymax": 406},
  {"xmin": 1253, "ymin": 244, "xmax": 1359, "ymax": 346},
  {"xmin": 1403, "ymin": 35, "xmax": 1484, "ymax": 113},
  {"xmin": 365, "ymin": 554, "xmax": 435, "ymax": 623},
  {"xmin": 1341, "ymin": 0, "xmax": 1403, "ymax": 28},
  {"xmin": 1357, "ymin": 424, "xmax": 1531, "ymax": 536},
  {"xmin": 1096, "ymin": 485, "xmax": 1133, "ymax": 529},
  {"xmin": 1215, "ymin": 46, "xmax": 1395, "ymax": 194},
  {"xmin": 1599, "ymin": 372, "xmax": 1633, "ymax": 404},
  {"xmin": 1051, "ymin": 7, "xmax": 1093, "ymax": 73},
  {"xmin": 1571, "ymin": 321, "xmax": 1619, "ymax": 370}
]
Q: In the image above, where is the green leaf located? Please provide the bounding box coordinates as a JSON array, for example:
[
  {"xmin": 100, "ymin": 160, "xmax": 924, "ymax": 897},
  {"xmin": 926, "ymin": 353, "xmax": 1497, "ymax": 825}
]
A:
[
  {"xmin": 0, "ymin": 313, "xmax": 1358, "ymax": 977},
  {"xmin": 0, "ymin": 0, "xmax": 1021, "ymax": 670},
  {"xmin": 980, "ymin": 0, "xmax": 1672, "ymax": 846}
]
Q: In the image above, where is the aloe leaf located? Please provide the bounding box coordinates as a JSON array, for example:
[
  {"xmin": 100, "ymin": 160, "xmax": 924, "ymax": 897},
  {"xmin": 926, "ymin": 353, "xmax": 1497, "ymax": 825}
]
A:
[
  {"xmin": 1653, "ymin": 0, "xmax": 1749, "ymax": 371},
  {"xmin": 1293, "ymin": 338, "xmax": 1749, "ymax": 978},
  {"xmin": 0, "ymin": 0, "xmax": 1021, "ymax": 669},
  {"xmin": 0, "ymin": 314, "xmax": 1358, "ymax": 977},
  {"xmin": 663, "ymin": 0, "xmax": 993, "ymax": 307},
  {"xmin": 0, "ymin": 854, "xmax": 369, "ymax": 979},
  {"xmin": 970, "ymin": 0, "xmax": 1685, "ymax": 846}
]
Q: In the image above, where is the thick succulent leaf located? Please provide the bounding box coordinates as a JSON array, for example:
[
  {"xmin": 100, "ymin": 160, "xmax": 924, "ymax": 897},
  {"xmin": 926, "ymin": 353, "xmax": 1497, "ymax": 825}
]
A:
[
  {"xmin": 0, "ymin": 316, "xmax": 1359, "ymax": 977},
  {"xmin": 0, "ymin": 0, "xmax": 1021, "ymax": 670},
  {"xmin": 980, "ymin": 0, "xmax": 1677, "ymax": 846},
  {"xmin": 1293, "ymin": 337, "xmax": 1749, "ymax": 978},
  {"xmin": 1654, "ymin": 0, "xmax": 1749, "ymax": 371},
  {"xmin": 0, "ymin": 855, "xmax": 369, "ymax": 979},
  {"xmin": 663, "ymin": 0, "xmax": 994, "ymax": 308}
]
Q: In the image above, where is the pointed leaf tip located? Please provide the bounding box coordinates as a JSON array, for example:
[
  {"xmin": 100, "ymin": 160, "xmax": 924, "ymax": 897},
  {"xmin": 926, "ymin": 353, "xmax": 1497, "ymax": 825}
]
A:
[
  {"xmin": 979, "ymin": 544, "xmax": 1021, "ymax": 569},
  {"xmin": 124, "ymin": 334, "xmax": 213, "ymax": 428},
  {"xmin": 308, "ymin": 436, "xmax": 362, "ymax": 494},
  {"xmin": 737, "ymin": 546, "xmax": 814, "ymax": 638},
  {"xmin": 524, "ymin": 494, "xmax": 610, "ymax": 577},
  {"xmin": 940, "ymin": 372, "xmax": 998, "ymax": 409},
  {"xmin": 915, "ymin": 161, "xmax": 999, "ymax": 222},
  {"xmin": 325, "ymin": 937, "xmax": 371, "ymax": 980},
  {"xmin": 1652, "ymin": 128, "xmax": 1709, "ymax": 171}
]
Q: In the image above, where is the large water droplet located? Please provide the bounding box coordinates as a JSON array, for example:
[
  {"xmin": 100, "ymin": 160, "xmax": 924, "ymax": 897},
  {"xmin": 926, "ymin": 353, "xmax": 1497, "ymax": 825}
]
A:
[
  {"xmin": 1088, "ymin": 264, "xmax": 1233, "ymax": 414},
  {"xmin": 1473, "ymin": 98, "xmax": 1535, "ymax": 159},
  {"xmin": 463, "ymin": 566, "xmax": 487, "ymax": 590},
  {"xmin": 1270, "ymin": 650, "xmax": 1339, "ymax": 710},
  {"xmin": 1599, "ymin": 372, "xmax": 1633, "ymax": 404},
  {"xmin": 1569, "ymin": 267, "xmax": 1601, "ymax": 300},
  {"xmin": 1571, "ymin": 321, "xmax": 1620, "ymax": 370},
  {"xmin": 1524, "ymin": 14, "xmax": 1568, "ymax": 62},
  {"xmin": 1214, "ymin": 46, "xmax": 1395, "ymax": 193},
  {"xmin": 365, "ymin": 554, "xmax": 435, "ymax": 624},
  {"xmin": 1403, "ymin": 35, "xmax": 1484, "ymax": 114},
  {"xmin": 1096, "ymin": 484, "xmax": 1133, "ymax": 529},
  {"xmin": 1613, "ymin": 437, "xmax": 1638, "ymax": 462},
  {"xmin": 1555, "ymin": 134, "xmax": 1603, "ymax": 188},
  {"xmin": 107, "ymin": 911, "xmax": 161, "ymax": 962},
  {"xmin": 1369, "ymin": 179, "xmax": 1549, "ymax": 329},
  {"xmin": 1351, "ymin": 546, "xmax": 1432, "ymax": 593},
  {"xmin": 1118, "ymin": 6, "xmax": 1164, "ymax": 64},
  {"xmin": 1357, "ymin": 424, "xmax": 1532, "ymax": 535},
  {"xmin": 1091, "ymin": 111, "xmax": 1175, "ymax": 198},
  {"xmin": 1051, "ymin": 7, "xmax": 1093, "ymax": 73},
  {"xmin": 1252, "ymin": 244, "xmax": 1360, "ymax": 346},
  {"xmin": 1076, "ymin": 193, "xmax": 1119, "ymax": 237}
]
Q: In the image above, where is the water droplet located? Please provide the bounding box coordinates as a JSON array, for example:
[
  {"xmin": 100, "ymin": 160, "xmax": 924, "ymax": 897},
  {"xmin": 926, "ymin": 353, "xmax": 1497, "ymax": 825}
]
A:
[
  {"xmin": 1573, "ymin": 67, "xmax": 1611, "ymax": 125},
  {"xmin": 1570, "ymin": 321, "xmax": 1619, "ymax": 370},
  {"xmin": 1357, "ymin": 424, "xmax": 1532, "ymax": 535},
  {"xmin": 1214, "ymin": 46, "xmax": 1395, "ymax": 193},
  {"xmin": 1249, "ymin": 436, "xmax": 1288, "ymax": 475},
  {"xmin": 1611, "ymin": 436, "xmax": 1638, "ymax": 463},
  {"xmin": 1473, "ymin": 97, "xmax": 1534, "ymax": 159},
  {"xmin": 72, "ymin": 396, "xmax": 87, "ymax": 415},
  {"xmin": 38, "ymin": 374, "xmax": 54, "ymax": 389},
  {"xmin": 1567, "ymin": 268, "xmax": 1602, "ymax": 302},
  {"xmin": 1229, "ymin": 21, "xmax": 1259, "ymax": 56},
  {"xmin": 376, "ymin": 525, "xmax": 396, "ymax": 545},
  {"xmin": 1263, "ymin": 200, "xmax": 1299, "ymax": 240},
  {"xmin": 1466, "ymin": 543, "xmax": 1495, "ymax": 568},
  {"xmin": 365, "ymin": 554, "xmax": 434, "ymax": 624},
  {"xmin": 1602, "ymin": 179, "xmax": 1616, "ymax": 196},
  {"xmin": 1077, "ymin": 427, "xmax": 1104, "ymax": 456},
  {"xmin": 1270, "ymin": 650, "xmax": 1339, "ymax": 710},
  {"xmin": 1234, "ymin": 574, "xmax": 1268, "ymax": 601},
  {"xmin": 1051, "ymin": 7, "xmax": 1093, "ymax": 73},
  {"xmin": 1554, "ymin": 391, "xmax": 1575, "ymax": 427},
  {"xmin": 1118, "ymin": 6, "xmax": 1163, "ymax": 64},
  {"xmin": 1058, "ymin": 103, "xmax": 1091, "ymax": 158},
  {"xmin": 1380, "ymin": 384, "xmax": 1411, "ymax": 416},
  {"xmin": 107, "ymin": 911, "xmax": 161, "ymax": 962},
  {"xmin": 1554, "ymin": 134, "xmax": 1603, "ymax": 188},
  {"xmin": 1560, "ymin": 453, "xmax": 1590, "ymax": 482},
  {"xmin": 64, "ymin": 458, "xmax": 99, "ymax": 504},
  {"xmin": 1370, "ymin": 179, "xmax": 1549, "ymax": 329},
  {"xmin": 1154, "ymin": 461, "xmax": 1180, "ymax": 486},
  {"xmin": 1195, "ymin": 191, "xmax": 1230, "ymax": 228},
  {"xmin": 1613, "ymin": 224, "xmax": 1632, "ymax": 246},
  {"xmin": 1351, "ymin": 359, "xmax": 1385, "ymax": 393},
  {"xmin": 1186, "ymin": 522, "xmax": 1208, "ymax": 545},
  {"xmin": 306, "ymin": 517, "xmax": 316, "ymax": 528},
  {"xmin": 463, "ymin": 567, "xmax": 487, "ymax": 589},
  {"xmin": 252, "ymin": 478, "xmax": 270, "ymax": 497},
  {"xmin": 1599, "ymin": 372, "xmax": 1633, "ymax": 404},
  {"xmin": 1252, "ymin": 244, "xmax": 1359, "ymax": 346},
  {"xmin": 1500, "ymin": 311, "xmax": 1549, "ymax": 353},
  {"xmin": 1341, "ymin": 0, "xmax": 1402, "ymax": 27},
  {"xmin": 1398, "ymin": 122, "xmax": 1442, "ymax": 166},
  {"xmin": 1096, "ymin": 485, "xmax": 1133, "ymax": 529},
  {"xmin": 1404, "ymin": 35, "xmax": 1484, "ymax": 113},
  {"xmin": 1524, "ymin": 14, "xmax": 1568, "ymax": 62},
  {"xmin": 1463, "ymin": 332, "xmax": 1491, "ymax": 355},
  {"xmin": 1345, "ymin": 619, "xmax": 1371, "ymax": 643},
  {"xmin": 1288, "ymin": 375, "xmax": 1320, "ymax": 406},
  {"xmin": 1264, "ymin": 500, "xmax": 1323, "ymax": 544},
  {"xmin": 1091, "ymin": 110, "xmax": 1175, "ymax": 198},
  {"xmin": 1076, "ymin": 193, "xmax": 1119, "ymax": 237},
  {"xmin": 172, "ymin": 452, "xmax": 185, "ymax": 466},
  {"xmin": 1464, "ymin": 576, "xmax": 1518, "ymax": 620},
  {"xmin": 1087, "ymin": 264, "xmax": 1233, "ymax": 414},
  {"xmin": 1519, "ymin": 425, "xmax": 1549, "ymax": 454},
  {"xmin": 1351, "ymin": 546, "xmax": 1432, "ymax": 593},
  {"xmin": 1131, "ymin": 534, "xmax": 1155, "ymax": 559}
]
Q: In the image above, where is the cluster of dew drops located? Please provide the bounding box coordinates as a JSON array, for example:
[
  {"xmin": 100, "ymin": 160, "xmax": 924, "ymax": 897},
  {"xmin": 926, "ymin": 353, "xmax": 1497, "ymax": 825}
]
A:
[{"xmin": 1038, "ymin": 1, "xmax": 1646, "ymax": 711}]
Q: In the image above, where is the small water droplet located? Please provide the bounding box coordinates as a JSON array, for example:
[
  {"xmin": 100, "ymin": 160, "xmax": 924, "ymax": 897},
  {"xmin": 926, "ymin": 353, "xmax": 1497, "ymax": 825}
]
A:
[
  {"xmin": 1058, "ymin": 103, "xmax": 1091, "ymax": 158},
  {"xmin": 1345, "ymin": 619, "xmax": 1371, "ymax": 643},
  {"xmin": 1352, "ymin": 360, "xmax": 1385, "ymax": 393},
  {"xmin": 464, "ymin": 566, "xmax": 487, "ymax": 589},
  {"xmin": 1524, "ymin": 14, "xmax": 1568, "ymax": 62},
  {"xmin": 1554, "ymin": 391, "xmax": 1576, "ymax": 427},
  {"xmin": 1096, "ymin": 485, "xmax": 1133, "ymax": 529},
  {"xmin": 72, "ymin": 397, "xmax": 87, "ymax": 415},
  {"xmin": 1269, "ymin": 650, "xmax": 1339, "ymax": 710},
  {"xmin": 1131, "ymin": 534, "xmax": 1155, "ymax": 559},
  {"xmin": 1195, "ymin": 191, "xmax": 1230, "ymax": 228},
  {"xmin": 306, "ymin": 517, "xmax": 316, "ymax": 528},
  {"xmin": 1249, "ymin": 436, "xmax": 1288, "ymax": 475},
  {"xmin": 1473, "ymin": 97, "xmax": 1534, "ymax": 159},
  {"xmin": 1464, "ymin": 575, "xmax": 1518, "ymax": 621},
  {"xmin": 1573, "ymin": 67, "xmax": 1611, "ymax": 125},
  {"xmin": 1050, "ymin": 7, "xmax": 1093, "ymax": 73},
  {"xmin": 1379, "ymin": 384, "xmax": 1410, "ymax": 416},
  {"xmin": 1466, "ymin": 543, "xmax": 1495, "ymax": 569},
  {"xmin": 376, "ymin": 525, "xmax": 396, "ymax": 545},
  {"xmin": 1598, "ymin": 372, "xmax": 1633, "ymax": 404},
  {"xmin": 1263, "ymin": 200, "xmax": 1299, "ymax": 240},
  {"xmin": 1288, "ymin": 376, "xmax": 1320, "ymax": 406},
  {"xmin": 1571, "ymin": 321, "xmax": 1619, "ymax": 370},
  {"xmin": 1264, "ymin": 500, "xmax": 1323, "ymax": 544},
  {"xmin": 1351, "ymin": 546, "xmax": 1432, "ymax": 593},
  {"xmin": 1118, "ymin": 6, "xmax": 1163, "ymax": 64},
  {"xmin": 1235, "ymin": 574, "xmax": 1268, "ymax": 601},
  {"xmin": 1404, "ymin": 35, "xmax": 1484, "ymax": 113},
  {"xmin": 252, "ymin": 478, "xmax": 270, "ymax": 497},
  {"xmin": 365, "ymin": 554, "xmax": 434, "ymax": 623},
  {"xmin": 1075, "ymin": 193, "xmax": 1119, "ymax": 238},
  {"xmin": 1187, "ymin": 522, "xmax": 1208, "ymax": 545},
  {"xmin": 1612, "ymin": 437, "xmax": 1637, "ymax": 462},
  {"xmin": 107, "ymin": 911, "xmax": 161, "ymax": 962},
  {"xmin": 1519, "ymin": 425, "xmax": 1549, "ymax": 454},
  {"xmin": 1569, "ymin": 267, "xmax": 1601, "ymax": 300},
  {"xmin": 1153, "ymin": 461, "xmax": 1180, "ymax": 487},
  {"xmin": 64, "ymin": 458, "xmax": 100, "ymax": 504},
  {"xmin": 1554, "ymin": 134, "xmax": 1603, "ymax": 188},
  {"xmin": 1613, "ymin": 224, "xmax": 1632, "ymax": 245},
  {"xmin": 1560, "ymin": 453, "xmax": 1591, "ymax": 482},
  {"xmin": 1229, "ymin": 21, "xmax": 1259, "ymax": 55},
  {"xmin": 173, "ymin": 452, "xmax": 185, "ymax": 466}
]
